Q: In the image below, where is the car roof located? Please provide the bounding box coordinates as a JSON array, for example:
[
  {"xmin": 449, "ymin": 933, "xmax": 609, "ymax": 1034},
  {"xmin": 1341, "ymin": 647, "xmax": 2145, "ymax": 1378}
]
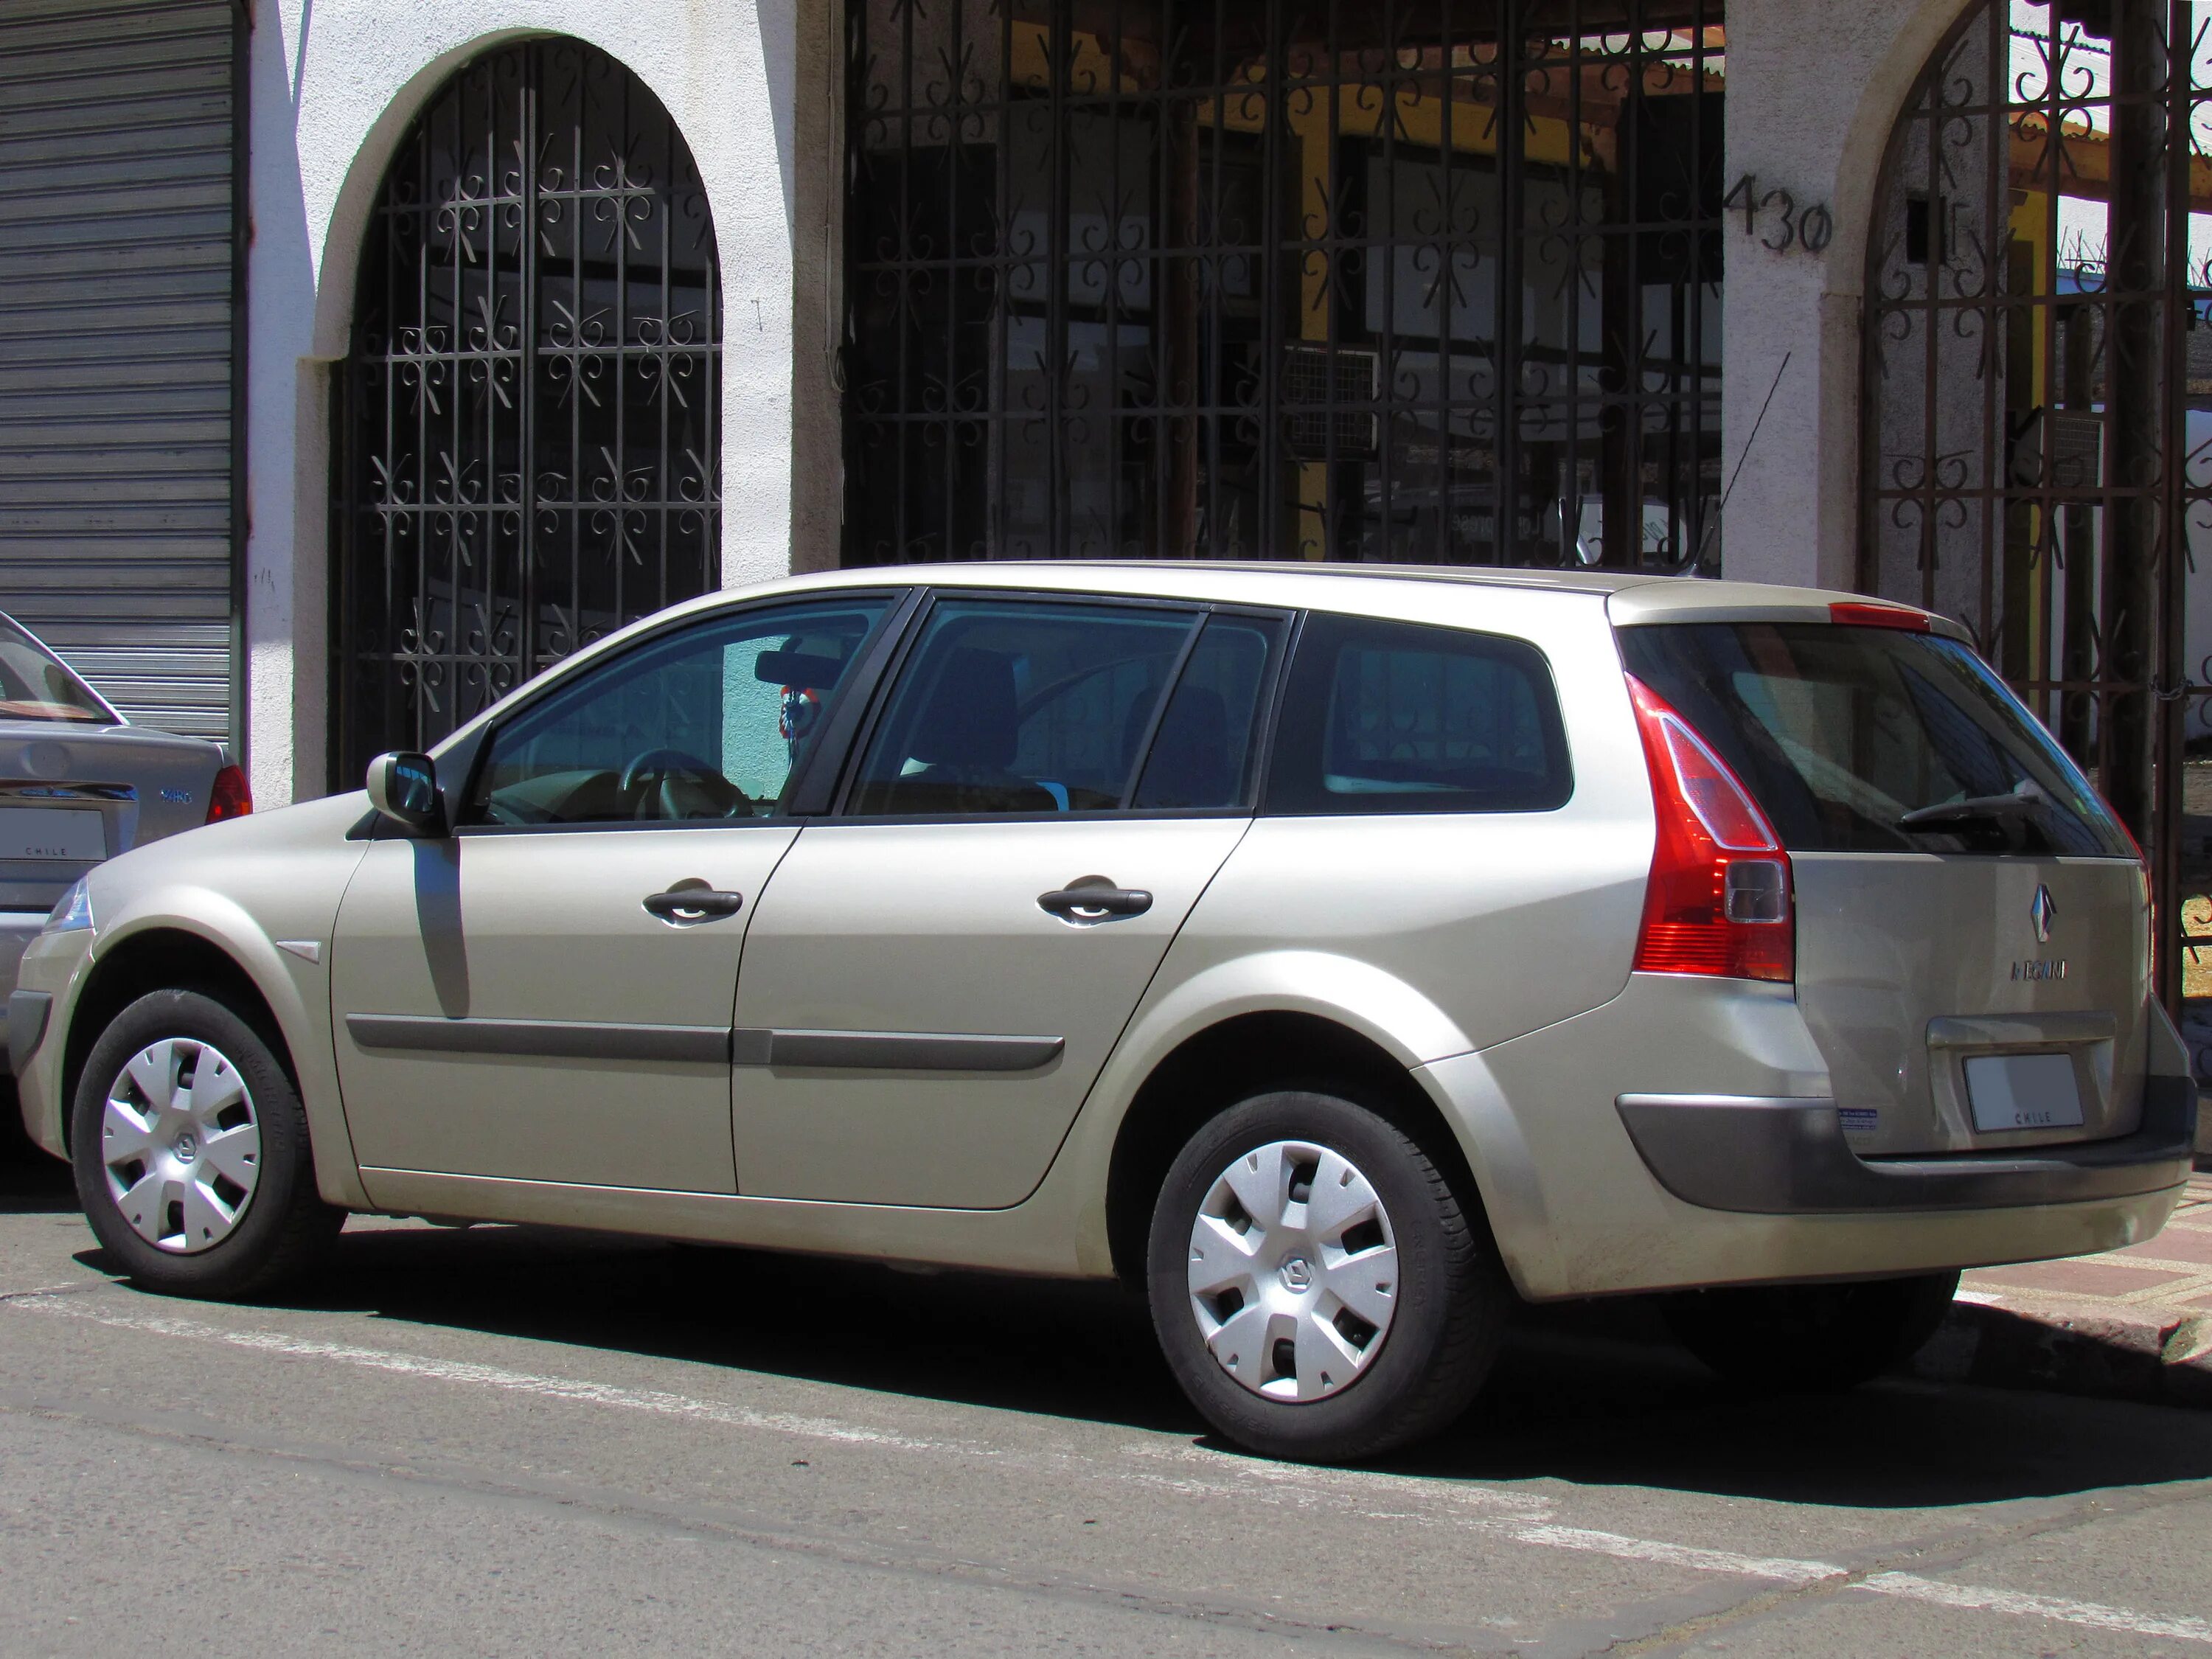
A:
[
  {"xmin": 427, "ymin": 560, "xmax": 1967, "ymax": 759},
  {"xmin": 665, "ymin": 560, "xmax": 1964, "ymax": 637}
]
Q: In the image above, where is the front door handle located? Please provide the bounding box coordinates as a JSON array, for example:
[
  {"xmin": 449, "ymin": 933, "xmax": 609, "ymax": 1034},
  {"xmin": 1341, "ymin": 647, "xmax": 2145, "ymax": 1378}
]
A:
[
  {"xmin": 643, "ymin": 886, "xmax": 745, "ymax": 924},
  {"xmin": 1037, "ymin": 878, "xmax": 1152, "ymax": 922}
]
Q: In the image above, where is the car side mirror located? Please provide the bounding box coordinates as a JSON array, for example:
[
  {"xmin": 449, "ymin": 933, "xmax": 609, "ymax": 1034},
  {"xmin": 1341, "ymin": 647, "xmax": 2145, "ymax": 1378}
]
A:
[{"xmin": 366, "ymin": 751, "xmax": 445, "ymax": 836}]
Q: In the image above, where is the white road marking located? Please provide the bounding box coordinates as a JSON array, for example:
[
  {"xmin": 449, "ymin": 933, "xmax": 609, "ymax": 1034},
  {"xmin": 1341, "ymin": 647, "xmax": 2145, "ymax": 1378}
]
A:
[
  {"xmin": 1502, "ymin": 1523, "xmax": 1843, "ymax": 1587},
  {"xmin": 10, "ymin": 1291, "xmax": 2212, "ymax": 1646},
  {"xmin": 1862, "ymin": 1573, "xmax": 2212, "ymax": 1644},
  {"xmin": 10, "ymin": 1293, "xmax": 943, "ymax": 1451}
]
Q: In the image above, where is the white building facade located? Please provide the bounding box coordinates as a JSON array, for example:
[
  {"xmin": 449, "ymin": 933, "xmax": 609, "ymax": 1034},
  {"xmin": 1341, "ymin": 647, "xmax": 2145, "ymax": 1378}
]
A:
[{"xmin": 3, "ymin": 0, "xmax": 2200, "ymax": 835}]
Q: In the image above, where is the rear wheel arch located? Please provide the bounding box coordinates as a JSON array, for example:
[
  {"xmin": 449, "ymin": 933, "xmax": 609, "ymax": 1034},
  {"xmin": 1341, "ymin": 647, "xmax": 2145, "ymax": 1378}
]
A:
[
  {"xmin": 1103, "ymin": 1009, "xmax": 1491, "ymax": 1288},
  {"xmin": 61, "ymin": 929, "xmax": 294, "ymax": 1155}
]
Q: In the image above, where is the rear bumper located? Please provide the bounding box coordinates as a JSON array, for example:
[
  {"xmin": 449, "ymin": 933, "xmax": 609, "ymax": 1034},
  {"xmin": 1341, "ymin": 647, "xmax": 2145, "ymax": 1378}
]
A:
[{"xmin": 1618, "ymin": 1074, "xmax": 2197, "ymax": 1214}]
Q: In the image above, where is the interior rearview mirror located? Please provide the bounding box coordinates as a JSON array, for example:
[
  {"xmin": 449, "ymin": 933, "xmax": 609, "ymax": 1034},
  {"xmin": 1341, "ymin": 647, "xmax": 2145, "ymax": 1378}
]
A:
[
  {"xmin": 366, "ymin": 751, "xmax": 445, "ymax": 835},
  {"xmin": 754, "ymin": 648, "xmax": 847, "ymax": 689}
]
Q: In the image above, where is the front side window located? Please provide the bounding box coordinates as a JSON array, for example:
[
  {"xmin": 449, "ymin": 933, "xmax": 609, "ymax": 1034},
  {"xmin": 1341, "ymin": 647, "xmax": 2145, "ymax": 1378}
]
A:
[
  {"xmin": 465, "ymin": 598, "xmax": 893, "ymax": 827},
  {"xmin": 848, "ymin": 599, "xmax": 1206, "ymax": 815},
  {"xmin": 1616, "ymin": 622, "xmax": 2134, "ymax": 857},
  {"xmin": 1266, "ymin": 613, "xmax": 1573, "ymax": 815}
]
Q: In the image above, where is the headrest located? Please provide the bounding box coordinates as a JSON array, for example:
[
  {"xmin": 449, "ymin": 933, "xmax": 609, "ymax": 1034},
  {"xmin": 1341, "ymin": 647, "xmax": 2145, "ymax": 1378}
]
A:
[{"xmin": 907, "ymin": 646, "xmax": 1018, "ymax": 768}]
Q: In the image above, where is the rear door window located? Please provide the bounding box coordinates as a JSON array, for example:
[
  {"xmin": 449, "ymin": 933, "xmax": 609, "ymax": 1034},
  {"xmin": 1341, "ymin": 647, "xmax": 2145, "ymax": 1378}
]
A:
[
  {"xmin": 1131, "ymin": 613, "xmax": 1286, "ymax": 810},
  {"xmin": 1265, "ymin": 613, "xmax": 1573, "ymax": 815},
  {"xmin": 846, "ymin": 598, "xmax": 1200, "ymax": 815},
  {"xmin": 1615, "ymin": 622, "xmax": 2133, "ymax": 857}
]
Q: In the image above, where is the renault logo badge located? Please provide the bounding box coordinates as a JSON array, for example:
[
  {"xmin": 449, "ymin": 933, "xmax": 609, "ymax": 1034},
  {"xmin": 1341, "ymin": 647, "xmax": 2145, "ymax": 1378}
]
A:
[{"xmin": 2029, "ymin": 884, "xmax": 2056, "ymax": 945}]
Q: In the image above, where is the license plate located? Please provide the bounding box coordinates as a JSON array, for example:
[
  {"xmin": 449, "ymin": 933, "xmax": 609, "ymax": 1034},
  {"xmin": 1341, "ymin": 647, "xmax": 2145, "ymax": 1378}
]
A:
[
  {"xmin": 0, "ymin": 807, "xmax": 105, "ymax": 861},
  {"xmin": 1964, "ymin": 1052, "xmax": 2084, "ymax": 1133}
]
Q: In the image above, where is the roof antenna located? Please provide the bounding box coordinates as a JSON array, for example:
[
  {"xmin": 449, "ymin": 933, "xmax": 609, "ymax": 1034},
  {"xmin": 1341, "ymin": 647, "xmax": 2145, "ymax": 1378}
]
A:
[{"xmin": 1696, "ymin": 350, "xmax": 1791, "ymax": 571}]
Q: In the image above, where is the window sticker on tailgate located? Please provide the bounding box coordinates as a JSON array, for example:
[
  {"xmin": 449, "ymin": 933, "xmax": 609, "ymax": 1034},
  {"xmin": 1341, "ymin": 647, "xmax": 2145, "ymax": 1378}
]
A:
[{"xmin": 1838, "ymin": 1107, "xmax": 1880, "ymax": 1136}]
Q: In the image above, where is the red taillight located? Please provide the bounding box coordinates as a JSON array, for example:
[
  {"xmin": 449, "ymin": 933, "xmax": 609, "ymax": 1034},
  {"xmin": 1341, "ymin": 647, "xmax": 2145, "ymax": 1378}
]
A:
[
  {"xmin": 206, "ymin": 764, "xmax": 252, "ymax": 823},
  {"xmin": 1627, "ymin": 676, "xmax": 1794, "ymax": 984},
  {"xmin": 1827, "ymin": 600, "xmax": 1931, "ymax": 632}
]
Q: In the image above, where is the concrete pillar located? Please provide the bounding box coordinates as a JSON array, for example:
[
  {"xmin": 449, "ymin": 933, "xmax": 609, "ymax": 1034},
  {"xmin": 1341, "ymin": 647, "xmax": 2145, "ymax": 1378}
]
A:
[{"xmin": 1714, "ymin": 0, "xmax": 1972, "ymax": 591}]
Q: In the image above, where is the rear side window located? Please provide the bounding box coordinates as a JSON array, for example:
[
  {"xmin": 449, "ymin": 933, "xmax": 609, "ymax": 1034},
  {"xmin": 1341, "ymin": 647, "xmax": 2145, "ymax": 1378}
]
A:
[
  {"xmin": 1615, "ymin": 622, "xmax": 2134, "ymax": 858},
  {"xmin": 1265, "ymin": 613, "xmax": 1573, "ymax": 815}
]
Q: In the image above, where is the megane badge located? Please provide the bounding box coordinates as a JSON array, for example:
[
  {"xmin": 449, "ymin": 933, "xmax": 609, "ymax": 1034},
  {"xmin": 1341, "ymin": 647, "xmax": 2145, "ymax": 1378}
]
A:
[{"xmin": 2029, "ymin": 884, "xmax": 2056, "ymax": 945}]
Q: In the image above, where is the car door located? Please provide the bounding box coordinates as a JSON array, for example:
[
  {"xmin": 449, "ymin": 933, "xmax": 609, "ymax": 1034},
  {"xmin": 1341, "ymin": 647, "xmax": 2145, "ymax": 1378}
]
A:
[
  {"xmin": 331, "ymin": 592, "xmax": 900, "ymax": 1192},
  {"xmin": 730, "ymin": 597, "xmax": 1287, "ymax": 1208}
]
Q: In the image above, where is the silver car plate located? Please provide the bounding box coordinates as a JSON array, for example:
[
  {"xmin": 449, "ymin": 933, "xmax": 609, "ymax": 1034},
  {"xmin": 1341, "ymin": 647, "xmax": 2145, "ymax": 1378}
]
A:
[
  {"xmin": 1964, "ymin": 1052, "xmax": 2084, "ymax": 1133},
  {"xmin": 0, "ymin": 807, "xmax": 105, "ymax": 861}
]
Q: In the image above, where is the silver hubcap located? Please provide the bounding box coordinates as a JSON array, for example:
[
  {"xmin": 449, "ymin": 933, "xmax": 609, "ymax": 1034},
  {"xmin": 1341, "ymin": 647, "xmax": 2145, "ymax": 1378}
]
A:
[
  {"xmin": 100, "ymin": 1038, "xmax": 262, "ymax": 1254},
  {"xmin": 1186, "ymin": 1139, "xmax": 1399, "ymax": 1402}
]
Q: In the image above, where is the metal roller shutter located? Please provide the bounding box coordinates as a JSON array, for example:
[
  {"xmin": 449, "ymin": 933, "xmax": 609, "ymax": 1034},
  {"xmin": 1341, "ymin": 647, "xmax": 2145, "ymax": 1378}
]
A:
[{"xmin": 0, "ymin": 0, "xmax": 240, "ymax": 740}]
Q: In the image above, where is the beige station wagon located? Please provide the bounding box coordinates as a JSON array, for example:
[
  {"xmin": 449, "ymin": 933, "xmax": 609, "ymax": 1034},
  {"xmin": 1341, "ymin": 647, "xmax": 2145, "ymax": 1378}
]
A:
[{"xmin": 10, "ymin": 563, "xmax": 2198, "ymax": 1461}]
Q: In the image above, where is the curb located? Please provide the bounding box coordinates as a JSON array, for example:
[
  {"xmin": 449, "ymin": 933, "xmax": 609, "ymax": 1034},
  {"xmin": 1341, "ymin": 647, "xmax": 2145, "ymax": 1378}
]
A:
[{"xmin": 1911, "ymin": 1295, "xmax": 2212, "ymax": 1409}]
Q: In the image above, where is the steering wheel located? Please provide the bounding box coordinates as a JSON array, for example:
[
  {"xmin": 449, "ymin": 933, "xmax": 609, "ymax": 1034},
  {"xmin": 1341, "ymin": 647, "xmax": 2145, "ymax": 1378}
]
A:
[{"xmin": 617, "ymin": 748, "xmax": 749, "ymax": 821}]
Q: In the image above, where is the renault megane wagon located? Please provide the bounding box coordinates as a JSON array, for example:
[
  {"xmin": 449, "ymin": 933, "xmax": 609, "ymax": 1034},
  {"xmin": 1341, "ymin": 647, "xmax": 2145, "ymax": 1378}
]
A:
[{"xmin": 11, "ymin": 563, "xmax": 2197, "ymax": 1461}]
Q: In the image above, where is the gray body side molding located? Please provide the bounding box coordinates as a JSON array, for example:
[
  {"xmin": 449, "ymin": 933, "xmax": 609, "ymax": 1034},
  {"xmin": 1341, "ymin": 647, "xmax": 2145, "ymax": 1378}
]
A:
[
  {"xmin": 1617, "ymin": 1077, "xmax": 2198, "ymax": 1214},
  {"xmin": 736, "ymin": 1029, "xmax": 1064, "ymax": 1072},
  {"xmin": 347, "ymin": 1015, "xmax": 1062, "ymax": 1074},
  {"xmin": 346, "ymin": 1014, "xmax": 730, "ymax": 1065}
]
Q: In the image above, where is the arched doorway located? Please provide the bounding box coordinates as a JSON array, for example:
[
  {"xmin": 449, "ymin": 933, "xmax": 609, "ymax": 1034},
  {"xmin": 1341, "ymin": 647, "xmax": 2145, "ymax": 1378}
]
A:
[
  {"xmin": 1860, "ymin": 0, "xmax": 2211, "ymax": 1001},
  {"xmin": 333, "ymin": 39, "xmax": 721, "ymax": 782}
]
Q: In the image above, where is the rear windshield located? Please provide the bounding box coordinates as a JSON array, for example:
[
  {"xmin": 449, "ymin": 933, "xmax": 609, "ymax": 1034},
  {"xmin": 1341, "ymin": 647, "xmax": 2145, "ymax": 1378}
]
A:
[
  {"xmin": 0, "ymin": 618, "xmax": 113, "ymax": 724},
  {"xmin": 1616, "ymin": 622, "xmax": 2133, "ymax": 858}
]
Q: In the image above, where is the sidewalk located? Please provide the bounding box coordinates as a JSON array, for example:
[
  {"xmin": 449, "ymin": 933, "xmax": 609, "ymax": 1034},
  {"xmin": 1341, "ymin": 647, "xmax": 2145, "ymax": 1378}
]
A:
[{"xmin": 1912, "ymin": 1166, "xmax": 2212, "ymax": 1406}]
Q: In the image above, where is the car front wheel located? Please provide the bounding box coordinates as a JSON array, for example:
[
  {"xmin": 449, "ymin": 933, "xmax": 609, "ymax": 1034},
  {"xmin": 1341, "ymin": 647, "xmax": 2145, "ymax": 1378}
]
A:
[
  {"xmin": 1147, "ymin": 1089, "xmax": 1509, "ymax": 1463},
  {"xmin": 72, "ymin": 989, "xmax": 341, "ymax": 1299}
]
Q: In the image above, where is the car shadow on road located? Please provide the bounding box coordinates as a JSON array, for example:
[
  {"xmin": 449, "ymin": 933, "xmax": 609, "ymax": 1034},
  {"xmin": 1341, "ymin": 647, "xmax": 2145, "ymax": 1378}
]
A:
[
  {"xmin": 184, "ymin": 1216, "xmax": 2212, "ymax": 1514},
  {"xmin": 0, "ymin": 1090, "xmax": 76, "ymax": 1214}
]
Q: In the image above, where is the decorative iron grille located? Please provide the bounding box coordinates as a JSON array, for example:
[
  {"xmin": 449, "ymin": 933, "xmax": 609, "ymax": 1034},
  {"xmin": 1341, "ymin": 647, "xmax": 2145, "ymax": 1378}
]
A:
[
  {"xmin": 843, "ymin": 0, "xmax": 1726, "ymax": 568},
  {"xmin": 334, "ymin": 39, "xmax": 721, "ymax": 783},
  {"xmin": 1861, "ymin": 0, "xmax": 2212, "ymax": 1002}
]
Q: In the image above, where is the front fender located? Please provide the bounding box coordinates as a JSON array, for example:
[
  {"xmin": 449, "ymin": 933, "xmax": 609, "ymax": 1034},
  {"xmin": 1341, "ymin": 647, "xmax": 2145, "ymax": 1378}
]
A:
[
  {"xmin": 69, "ymin": 893, "xmax": 369, "ymax": 1211},
  {"xmin": 63, "ymin": 797, "xmax": 375, "ymax": 1208}
]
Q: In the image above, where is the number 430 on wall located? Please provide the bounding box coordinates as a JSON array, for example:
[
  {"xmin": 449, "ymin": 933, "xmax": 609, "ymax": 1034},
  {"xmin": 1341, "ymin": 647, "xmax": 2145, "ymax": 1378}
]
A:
[{"xmin": 1722, "ymin": 174, "xmax": 1834, "ymax": 254}]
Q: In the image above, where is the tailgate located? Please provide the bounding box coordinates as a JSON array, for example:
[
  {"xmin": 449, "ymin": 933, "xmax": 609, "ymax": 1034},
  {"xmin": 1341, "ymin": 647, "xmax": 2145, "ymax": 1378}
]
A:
[
  {"xmin": 1791, "ymin": 852, "xmax": 2146, "ymax": 1153},
  {"xmin": 1617, "ymin": 616, "xmax": 2147, "ymax": 1156}
]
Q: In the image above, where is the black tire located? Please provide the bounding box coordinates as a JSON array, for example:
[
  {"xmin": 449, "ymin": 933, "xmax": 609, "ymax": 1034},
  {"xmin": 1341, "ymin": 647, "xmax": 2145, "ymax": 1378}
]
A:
[
  {"xmin": 1663, "ymin": 1270, "xmax": 1961, "ymax": 1392},
  {"xmin": 1146, "ymin": 1089, "xmax": 1509, "ymax": 1464},
  {"xmin": 72, "ymin": 989, "xmax": 342, "ymax": 1300}
]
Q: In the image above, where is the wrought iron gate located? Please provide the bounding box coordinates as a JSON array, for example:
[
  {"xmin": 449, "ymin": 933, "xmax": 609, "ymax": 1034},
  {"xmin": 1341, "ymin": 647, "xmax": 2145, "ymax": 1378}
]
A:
[
  {"xmin": 1861, "ymin": 0, "xmax": 2212, "ymax": 1006},
  {"xmin": 333, "ymin": 39, "xmax": 721, "ymax": 784},
  {"xmin": 843, "ymin": 0, "xmax": 1728, "ymax": 569}
]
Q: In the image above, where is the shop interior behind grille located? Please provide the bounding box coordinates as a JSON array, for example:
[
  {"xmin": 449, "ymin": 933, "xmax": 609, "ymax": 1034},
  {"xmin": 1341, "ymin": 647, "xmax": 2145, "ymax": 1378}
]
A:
[{"xmin": 843, "ymin": 1, "xmax": 1726, "ymax": 570}]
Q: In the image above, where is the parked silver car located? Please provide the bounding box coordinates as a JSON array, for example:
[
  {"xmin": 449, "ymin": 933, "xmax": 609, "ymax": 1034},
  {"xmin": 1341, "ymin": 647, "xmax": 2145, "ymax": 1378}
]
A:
[
  {"xmin": 0, "ymin": 611, "xmax": 245, "ymax": 1059},
  {"xmin": 11, "ymin": 566, "xmax": 2197, "ymax": 1461}
]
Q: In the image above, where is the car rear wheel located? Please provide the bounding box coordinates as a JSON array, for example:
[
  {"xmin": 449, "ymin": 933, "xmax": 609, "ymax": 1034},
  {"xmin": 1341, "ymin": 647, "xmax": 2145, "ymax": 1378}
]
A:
[
  {"xmin": 1662, "ymin": 1270, "xmax": 1961, "ymax": 1392},
  {"xmin": 72, "ymin": 989, "xmax": 341, "ymax": 1299},
  {"xmin": 1147, "ymin": 1089, "xmax": 1509, "ymax": 1463}
]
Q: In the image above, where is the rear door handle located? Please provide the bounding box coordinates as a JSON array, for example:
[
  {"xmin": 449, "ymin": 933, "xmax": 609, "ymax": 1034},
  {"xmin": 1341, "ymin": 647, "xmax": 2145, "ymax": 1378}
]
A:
[
  {"xmin": 643, "ymin": 886, "xmax": 745, "ymax": 923},
  {"xmin": 1037, "ymin": 879, "xmax": 1152, "ymax": 922}
]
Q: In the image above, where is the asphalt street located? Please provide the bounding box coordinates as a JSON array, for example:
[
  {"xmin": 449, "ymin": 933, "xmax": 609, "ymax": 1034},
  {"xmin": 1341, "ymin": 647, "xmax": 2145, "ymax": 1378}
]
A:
[{"xmin": 4, "ymin": 1131, "xmax": 2211, "ymax": 1658}]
